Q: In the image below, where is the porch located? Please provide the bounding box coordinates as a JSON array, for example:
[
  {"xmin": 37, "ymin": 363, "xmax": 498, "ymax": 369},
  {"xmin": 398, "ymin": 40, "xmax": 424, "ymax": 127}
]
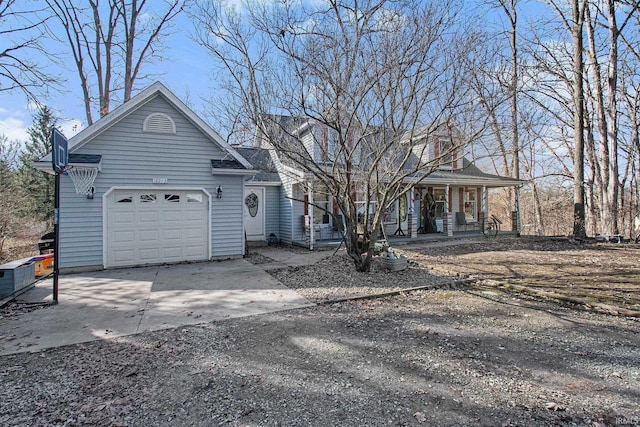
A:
[{"xmin": 289, "ymin": 176, "xmax": 523, "ymax": 250}]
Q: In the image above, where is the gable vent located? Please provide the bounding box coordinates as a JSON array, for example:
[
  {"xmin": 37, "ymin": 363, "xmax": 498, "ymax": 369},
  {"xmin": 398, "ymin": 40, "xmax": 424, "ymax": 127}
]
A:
[{"xmin": 143, "ymin": 113, "xmax": 176, "ymax": 134}]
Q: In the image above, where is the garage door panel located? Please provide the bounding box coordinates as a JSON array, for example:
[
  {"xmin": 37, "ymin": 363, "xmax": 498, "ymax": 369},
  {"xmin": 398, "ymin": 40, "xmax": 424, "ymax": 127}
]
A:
[
  {"xmin": 113, "ymin": 231, "xmax": 135, "ymax": 243},
  {"xmin": 163, "ymin": 228, "xmax": 183, "ymax": 240},
  {"xmin": 162, "ymin": 247, "xmax": 183, "ymax": 259},
  {"xmin": 113, "ymin": 249, "xmax": 135, "ymax": 263},
  {"xmin": 185, "ymin": 227, "xmax": 205, "ymax": 239},
  {"xmin": 185, "ymin": 245, "xmax": 205, "ymax": 257},
  {"xmin": 186, "ymin": 210, "xmax": 206, "ymax": 220},
  {"xmin": 139, "ymin": 211, "xmax": 160, "ymax": 223},
  {"xmin": 138, "ymin": 248, "xmax": 160, "ymax": 262},
  {"xmin": 162, "ymin": 210, "xmax": 183, "ymax": 221},
  {"xmin": 112, "ymin": 212, "xmax": 135, "ymax": 224},
  {"xmin": 106, "ymin": 190, "xmax": 209, "ymax": 268},
  {"xmin": 139, "ymin": 229, "xmax": 159, "ymax": 242}
]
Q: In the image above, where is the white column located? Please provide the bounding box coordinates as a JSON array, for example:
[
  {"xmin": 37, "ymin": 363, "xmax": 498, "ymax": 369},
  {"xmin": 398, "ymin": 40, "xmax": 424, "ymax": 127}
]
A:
[
  {"xmin": 482, "ymin": 186, "xmax": 488, "ymax": 215},
  {"xmin": 445, "ymin": 184, "xmax": 453, "ymax": 236},
  {"xmin": 308, "ymin": 182, "xmax": 314, "ymax": 250},
  {"xmin": 514, "ymin": 185, "xmax": 522, "ymax": 234}
]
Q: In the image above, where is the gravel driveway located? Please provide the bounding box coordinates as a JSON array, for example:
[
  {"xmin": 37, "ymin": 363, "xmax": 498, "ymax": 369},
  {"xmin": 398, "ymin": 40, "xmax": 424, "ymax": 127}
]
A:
[{"xmin": 1, "ymin": 241, "xmax": 639, "ymax": 426}]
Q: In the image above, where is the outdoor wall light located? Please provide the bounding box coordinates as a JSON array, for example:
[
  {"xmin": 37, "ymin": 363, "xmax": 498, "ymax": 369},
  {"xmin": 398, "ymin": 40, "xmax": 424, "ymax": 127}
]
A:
[
  {"xmin": 87, "ymin": 186, "xmax": 95, "ymax": 200},
  {"xmin": 217, "ymin": 186, "xmax": 223, "ymax": 199}
]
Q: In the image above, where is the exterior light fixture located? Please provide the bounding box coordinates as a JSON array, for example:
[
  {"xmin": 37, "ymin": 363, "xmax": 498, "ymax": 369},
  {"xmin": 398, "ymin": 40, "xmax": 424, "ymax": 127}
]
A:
[{"xmin": 216, "ymin": 186, "xmax": 222, "ymax": 199}]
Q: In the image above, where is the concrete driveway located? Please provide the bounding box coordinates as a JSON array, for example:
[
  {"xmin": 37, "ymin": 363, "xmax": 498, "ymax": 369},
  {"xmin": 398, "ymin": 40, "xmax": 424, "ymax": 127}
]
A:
[{"xmin": 0, "ymin": 258, "xmax": 313, "ymax": 356}]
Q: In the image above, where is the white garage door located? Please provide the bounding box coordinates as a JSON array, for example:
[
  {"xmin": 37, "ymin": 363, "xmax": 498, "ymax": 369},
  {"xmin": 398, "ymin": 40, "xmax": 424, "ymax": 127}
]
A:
[{"xmin": 106, "ymin": 189, "xmax": 209, "ymax": 268}]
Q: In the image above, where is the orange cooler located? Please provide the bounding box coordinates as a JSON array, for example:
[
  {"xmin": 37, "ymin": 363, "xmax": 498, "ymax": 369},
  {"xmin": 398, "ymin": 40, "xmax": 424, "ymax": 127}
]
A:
[{"xmin": 31, "ymin": 253, "xmax": 54, "ymax": 277}]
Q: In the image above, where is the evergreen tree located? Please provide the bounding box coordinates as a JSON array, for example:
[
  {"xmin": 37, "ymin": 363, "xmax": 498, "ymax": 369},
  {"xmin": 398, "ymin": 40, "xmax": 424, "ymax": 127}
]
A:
[
  {"xmin": 0, "ymin": 135, "xmax": 21, "ymax": 260},
  {"xmin": 17, "ymin": 105, "xmax": 56, "ymax": 226}
]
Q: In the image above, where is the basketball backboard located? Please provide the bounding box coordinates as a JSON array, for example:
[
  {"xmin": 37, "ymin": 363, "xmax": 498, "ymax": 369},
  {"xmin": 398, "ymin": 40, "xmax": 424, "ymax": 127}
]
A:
[{"xmin": 51, "ymin": 128, "xmax": 68, "ymax": 174}]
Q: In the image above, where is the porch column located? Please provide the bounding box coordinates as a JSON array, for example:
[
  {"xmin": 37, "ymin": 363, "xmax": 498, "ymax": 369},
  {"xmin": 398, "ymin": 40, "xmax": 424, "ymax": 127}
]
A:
[
  {"xmin": 482, "ymin": 186, "xmax": 488, "ymax": 215},
  {"xmin": 445, "ymin": 184, "xmax": 453, "ymax": 236},
  {"xmin": 308, "ymin": 182, "xmax": 315, "ymax": 250},
  {"xmin": 513, "ymin": 186, "xmax": 522, "ymax": 235},
  {"xmin": 409, "ymin": 187, "xmax": 418, "ymax": 238}
]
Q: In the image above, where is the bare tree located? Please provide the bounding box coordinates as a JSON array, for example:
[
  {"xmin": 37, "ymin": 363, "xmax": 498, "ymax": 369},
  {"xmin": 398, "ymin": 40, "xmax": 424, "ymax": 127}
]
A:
[
  {"xmin": 528, "ymin": 0, "xmax": 587, "ymax": 238},
  {"xmin": 569, "ymin": 0, "xmax": 587, "ymax": 238},
  {"xmin": 471, "ymin": 1, "xmax": 524, "ymax": 229},
  {"xmin": 46, "ymin": 0, "xmax": 186, "ymax": 125},
  {"xmin": 0, "ymin": 0, "xmax": 57, "ymax": 100},
  {"xmin": 583, "ymin": 0, "xmax": 639, "ymax": 237},
  {"xmin": 193, "ymin": 0, "xmax": 481, "ymax": 271}
]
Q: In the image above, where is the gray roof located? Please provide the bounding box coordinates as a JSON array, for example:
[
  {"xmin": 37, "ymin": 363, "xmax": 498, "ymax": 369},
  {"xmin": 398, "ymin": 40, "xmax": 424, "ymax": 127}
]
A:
[
  {"xmin": 210, "ymin": 159, "xmax": 246, "ymax": 170},
  {"xmin": 235, "ymin": 147, "xmax": 281, "ymax": 183},
  {"xmin": 407, "ymin": 158, "xmax": 524, "ymax": 187},
  {"xmin": 69, "ymin": 154, "xmax": 102, "ymax": 164},
  {"xmin": 258, "ymin": 114, "xmax": 523, "ymax": 188}
]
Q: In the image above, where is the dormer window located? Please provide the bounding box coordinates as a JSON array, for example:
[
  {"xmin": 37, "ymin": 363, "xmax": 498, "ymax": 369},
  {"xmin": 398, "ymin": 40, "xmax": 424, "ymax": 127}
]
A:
[
  {"xmin": 143, "ymin": 113, "xmax": 176, "ymax": 134},
  {"xmin": 436, "ymin": 138, "xmax": 453, "ymax": 169}
]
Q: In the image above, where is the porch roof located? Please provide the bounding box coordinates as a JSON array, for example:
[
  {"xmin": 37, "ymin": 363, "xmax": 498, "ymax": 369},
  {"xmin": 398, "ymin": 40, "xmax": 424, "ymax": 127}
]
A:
[
  {"xmin": 405, "ymin": 158, "xmax": 525, "ymax": 188},
  {"xmin": 235, "ymin": 146, "xmax": 281, "ymax": 184}
]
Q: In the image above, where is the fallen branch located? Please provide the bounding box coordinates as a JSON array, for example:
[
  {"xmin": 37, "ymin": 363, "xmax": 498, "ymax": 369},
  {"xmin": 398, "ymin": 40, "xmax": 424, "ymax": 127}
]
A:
[{"xmin": 480, "ymin": 279, "xmax": 640, "ymax": 317}]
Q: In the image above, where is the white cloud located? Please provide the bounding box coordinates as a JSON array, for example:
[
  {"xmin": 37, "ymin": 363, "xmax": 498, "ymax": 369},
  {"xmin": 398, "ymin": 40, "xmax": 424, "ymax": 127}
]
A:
[
  {"xmin": 0, "ymin": 116, "xmax": 29, "ymax": 143},
  {"xmin": 58, "ymin": 119, "xmax": 84, "ymax": 138},
  {"xmin": 0, "ymin": 110, "xmax": 83, "ymax": 147}
]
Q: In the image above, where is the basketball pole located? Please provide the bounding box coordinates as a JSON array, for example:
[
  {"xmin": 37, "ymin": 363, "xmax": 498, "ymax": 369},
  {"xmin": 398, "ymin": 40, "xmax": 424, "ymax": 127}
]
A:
[
  {"xmin": 53, "ymin": 170, "xmax": 60, "ymax": 304},
  {"xmin": 50, "ymin": 128, "xmax": 67, "ymax": 305}
]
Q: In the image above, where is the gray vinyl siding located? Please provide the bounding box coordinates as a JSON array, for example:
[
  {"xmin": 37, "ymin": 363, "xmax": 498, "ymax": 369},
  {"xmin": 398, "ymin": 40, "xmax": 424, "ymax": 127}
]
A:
[
  {"xmin": 291, "ymin": 184, "xmax": 306, "ymax": 243},
  {"xmin": 59, "ymin": 180, "xmax": 103, "ymax": 269},
  {"xmin": 278, "ymin": 184, "xmax": 293, "ymax": 244},
  {"xmin": 59, "ymin": 94, "xmax": 245, "ymax": 269},
  {"xmin": 264, "ymin": 186, "xmax": 280, "ymax": 239}
]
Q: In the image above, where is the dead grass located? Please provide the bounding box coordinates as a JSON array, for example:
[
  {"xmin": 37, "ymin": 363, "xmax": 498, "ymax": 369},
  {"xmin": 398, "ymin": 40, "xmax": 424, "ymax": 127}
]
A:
[
  {"xmin": 402, "ymin": 236, "xmax": 640, "ymax": 314},
  {"xmin": 0, "ymin": 222, "xmax": 46, "ymax": 264}
]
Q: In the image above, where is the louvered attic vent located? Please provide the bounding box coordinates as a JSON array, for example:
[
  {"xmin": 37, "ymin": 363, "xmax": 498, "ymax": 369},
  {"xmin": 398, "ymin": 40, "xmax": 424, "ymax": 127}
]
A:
[{"xmin": 143, "ymin": 113, "xmax": 176, "ymax": 134}]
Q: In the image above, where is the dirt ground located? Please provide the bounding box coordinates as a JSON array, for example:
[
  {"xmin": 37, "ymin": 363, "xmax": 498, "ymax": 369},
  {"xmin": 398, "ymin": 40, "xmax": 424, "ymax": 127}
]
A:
[
  {"xmin": 400, "ymin": 236, "xmax": 640, "ymax": 315},
  {"xmin": 1, "ymin": 236, "xmax": 639, "ymax": 426}
]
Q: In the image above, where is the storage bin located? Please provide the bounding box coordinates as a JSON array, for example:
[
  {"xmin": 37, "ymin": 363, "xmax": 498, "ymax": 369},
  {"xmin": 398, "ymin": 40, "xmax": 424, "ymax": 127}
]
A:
[
  {"xmin": 31, "ymin": 253, "xmax": 54, "ymax": 277},
  {"xmin": 0, "ymin": 259, "xmax": 35, "ymax": 297}
]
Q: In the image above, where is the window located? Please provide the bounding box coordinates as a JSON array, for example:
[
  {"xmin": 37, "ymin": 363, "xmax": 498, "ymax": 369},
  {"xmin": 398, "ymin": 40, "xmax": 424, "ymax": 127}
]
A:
[
  {"xmin": 327, "ymin": 129, "xmax": 339, "ymax": 162},
  {"xmin": 164, "ymin": 194, "xmax": 180, "ymax": 203},
  {"xmin": 116, "ymin": 194, "xmax": 132, "ymax": 203},
  {"xmin": 437, "ymin": 138, "xmax": 453, "ymax": 169},
  {"xmin": 433, "ymin": 188, "xmax": 446, "ymax": 219},
  {"xmin": 140, "ymin": 194, "xmax": 156, "ymax": 203},
  {"xmin": 464, "ymin": 188, "xmax": 476, "ymax": 220},
  {"xmin": 313, "ymin": 186, "xmax": 330, "ymax": 224},
  {"xmin": 187, "ymin": 193, "xmax": 203, "ymax": 203},
  {"xmin": 355, "ymin": 201, "xmax": 376, "ymax": 225}
]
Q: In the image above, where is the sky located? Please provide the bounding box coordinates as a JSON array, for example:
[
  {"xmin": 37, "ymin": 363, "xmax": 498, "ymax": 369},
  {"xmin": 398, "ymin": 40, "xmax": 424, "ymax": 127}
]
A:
[
  {"xmin": 0, "ymin": 3, "xmax": 215, "ymax": 145},
  {"xmin": 0, "ymin": 0, "xmax": 550, "ymax": 148}
]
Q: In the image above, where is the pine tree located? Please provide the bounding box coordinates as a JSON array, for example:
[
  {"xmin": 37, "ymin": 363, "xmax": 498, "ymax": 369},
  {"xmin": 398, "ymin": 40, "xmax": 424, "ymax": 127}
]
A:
[
  {"xmin": 17, "ymin": 105, "xmax": 56, "ymax": 226},
  {"xmin": 0, "ymin": 135, "xmax": 21, "ymax": 260}
]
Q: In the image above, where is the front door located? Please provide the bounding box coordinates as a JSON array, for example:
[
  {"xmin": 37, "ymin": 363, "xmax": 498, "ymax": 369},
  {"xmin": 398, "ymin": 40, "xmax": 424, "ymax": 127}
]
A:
[{"xmin": 244, "ymin": 187, "xmax": 265, "ymax": 241}]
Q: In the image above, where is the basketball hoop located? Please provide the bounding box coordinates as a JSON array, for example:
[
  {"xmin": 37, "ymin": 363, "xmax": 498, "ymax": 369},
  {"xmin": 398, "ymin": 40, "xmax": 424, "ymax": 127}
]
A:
[{"xmin": 66, "ymin": 166, "xmax": 99, "ymax": 197}]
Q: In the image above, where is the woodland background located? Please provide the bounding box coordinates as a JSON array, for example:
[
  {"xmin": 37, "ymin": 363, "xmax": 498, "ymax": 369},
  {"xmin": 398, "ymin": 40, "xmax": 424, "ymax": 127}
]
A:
[{"xmin": 2, "ymin": 0, "xmax": 640, "ymax": 263}]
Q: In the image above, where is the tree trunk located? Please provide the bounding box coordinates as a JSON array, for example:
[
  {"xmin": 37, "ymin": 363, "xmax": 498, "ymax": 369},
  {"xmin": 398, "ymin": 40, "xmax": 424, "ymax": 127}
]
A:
[
  {"xmin": 572, "ymin": 0, "xmax": 587, "ymax": 238},
  {"xmin": 604, "ymin": 0, "xmax": 619, "ymax": 236}
]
